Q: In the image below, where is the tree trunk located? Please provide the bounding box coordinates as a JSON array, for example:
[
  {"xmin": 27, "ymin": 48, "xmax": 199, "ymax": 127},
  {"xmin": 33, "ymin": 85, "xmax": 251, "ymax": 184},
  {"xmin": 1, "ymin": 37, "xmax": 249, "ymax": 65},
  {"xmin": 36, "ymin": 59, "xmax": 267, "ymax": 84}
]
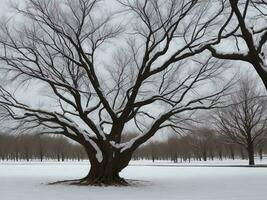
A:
[
  {"xmin": 240, "ymin": 148, "xmax": 245, "ymax": 160},
  {"xmin": 218, "ymin": 151, "xmax": 222, "ymax": 160},
  {"xmin": 258, "ymin": 148, "xmax": 263, "ymax": 160},
  {"xmin": 210, "ymin": 151, "xmax": 214, "ymax": 160},
  {"xmin": 247, "ymin": 143, "xmax": 255, "ymax": 166},
  {"xmin": 202, "ymin": 151, "xmax": 207, "ymax": 161},
  {"xmin": 229, "ymin": 147, "xmax": 235, "ymax": 160},
  {"xmin": 80, "ymin": 145, "xmax": 132, "ymax": 186}
]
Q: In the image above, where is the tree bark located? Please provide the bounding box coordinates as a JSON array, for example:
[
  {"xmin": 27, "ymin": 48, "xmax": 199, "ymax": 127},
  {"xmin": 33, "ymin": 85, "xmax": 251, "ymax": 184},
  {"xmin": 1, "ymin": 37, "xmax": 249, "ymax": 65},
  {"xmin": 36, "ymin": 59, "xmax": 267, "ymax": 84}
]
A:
[
  {"xmin": 247, "ymin": 143, "xmax": 255, "ymax": 166},
  {"xmin": 80, "ymin": 145, "xmax": 132, "ymax": 186}
]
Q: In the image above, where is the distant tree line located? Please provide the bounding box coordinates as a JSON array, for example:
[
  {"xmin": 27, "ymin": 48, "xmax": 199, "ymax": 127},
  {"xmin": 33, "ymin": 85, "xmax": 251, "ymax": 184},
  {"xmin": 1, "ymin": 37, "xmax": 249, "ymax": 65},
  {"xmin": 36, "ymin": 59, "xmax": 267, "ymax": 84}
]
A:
[
  {"xmin": 133, "ymin": 130, "xmax": 267, "ymax": 163},
  {"xmin": 0, "ymin": 134, "xmax": 87, "ymax": 162},
  {"xmin": 0, "ymin": 130, "xmax": 266, "ymax": 163}
]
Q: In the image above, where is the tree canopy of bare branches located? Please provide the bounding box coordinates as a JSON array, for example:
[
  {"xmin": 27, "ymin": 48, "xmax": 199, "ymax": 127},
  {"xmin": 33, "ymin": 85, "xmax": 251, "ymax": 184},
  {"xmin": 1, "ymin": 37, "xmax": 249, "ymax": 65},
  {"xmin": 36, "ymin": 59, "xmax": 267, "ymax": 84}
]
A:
[
  {"xmin": 213, "ymin": 77, "xmax": 267, "ymax": 165},
  {"xmin": 0, "ymin": 0, "xmax": 233, "ymax": 185}
]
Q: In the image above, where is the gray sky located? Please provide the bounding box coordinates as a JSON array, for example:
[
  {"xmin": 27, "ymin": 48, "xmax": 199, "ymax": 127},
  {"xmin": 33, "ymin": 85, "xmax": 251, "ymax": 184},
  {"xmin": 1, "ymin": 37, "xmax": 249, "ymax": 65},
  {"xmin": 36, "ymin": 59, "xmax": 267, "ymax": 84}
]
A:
[
  {"xmin": 0, "ymin": 0, "xmax": 264, "ymax": 141},
  {"xmin": 0, "ymin": 0, "xmax": 9, "ymax": 12}
]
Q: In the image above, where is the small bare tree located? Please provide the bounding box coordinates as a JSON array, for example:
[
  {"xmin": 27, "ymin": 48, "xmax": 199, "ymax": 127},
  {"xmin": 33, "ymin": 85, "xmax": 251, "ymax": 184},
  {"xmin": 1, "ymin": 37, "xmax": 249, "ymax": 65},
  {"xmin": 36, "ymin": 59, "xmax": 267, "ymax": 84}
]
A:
[
  {"xmin": 0, "ymin": 0, "xmax": 232, "ymax": 185},
  {"xmin": 213, "ymin": 78, "xmax": 267, "ymax": 165},
  {"xmin": 188, "ymin": 127, "xmax": 215, "ymax": 161}
]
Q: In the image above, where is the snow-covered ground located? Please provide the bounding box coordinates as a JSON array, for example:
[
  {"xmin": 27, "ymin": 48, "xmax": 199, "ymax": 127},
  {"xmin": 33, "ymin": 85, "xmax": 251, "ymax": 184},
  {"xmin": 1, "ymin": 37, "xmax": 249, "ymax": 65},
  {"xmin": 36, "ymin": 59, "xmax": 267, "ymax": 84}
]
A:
[{"xmin": 1, "ymin": 160, "xmax": 267, "ymax": 200}]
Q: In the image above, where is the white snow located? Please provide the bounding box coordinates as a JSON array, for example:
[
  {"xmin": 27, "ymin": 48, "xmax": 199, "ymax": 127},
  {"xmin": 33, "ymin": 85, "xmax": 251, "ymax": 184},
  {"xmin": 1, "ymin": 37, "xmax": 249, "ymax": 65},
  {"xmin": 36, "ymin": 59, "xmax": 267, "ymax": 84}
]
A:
[
  {"xmin": 96, "ymin": 125, "xmax": 107, "ymax": 140},
  {"xmin": 110, "ymin": 135, "xmax": 144, "ymax": 152},
  {"xmin": 1, "ymin": 159, "xmax": 267, "ymax": 200},
  {"xmin": 84, "ymin": 136, "xmax": 103, "ymax": 163},
  {"xmin": 110, "ymin": 141, "xmax": 124, "ymax": 149},
  {"xmin": 259, "ymin": 54, "xmax": 267, "ymax": 72}
]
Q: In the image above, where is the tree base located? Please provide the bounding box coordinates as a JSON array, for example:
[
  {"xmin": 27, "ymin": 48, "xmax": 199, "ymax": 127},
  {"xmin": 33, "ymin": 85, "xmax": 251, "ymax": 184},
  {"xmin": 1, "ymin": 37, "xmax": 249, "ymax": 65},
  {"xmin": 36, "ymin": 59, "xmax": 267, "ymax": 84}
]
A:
[
  {"xmin": 49, "ymin": 175, "xmax": 130, "ymax": 186},
  {"xmin": 77, "ymin": 175, "xmax": 130, "ymax": 186}
]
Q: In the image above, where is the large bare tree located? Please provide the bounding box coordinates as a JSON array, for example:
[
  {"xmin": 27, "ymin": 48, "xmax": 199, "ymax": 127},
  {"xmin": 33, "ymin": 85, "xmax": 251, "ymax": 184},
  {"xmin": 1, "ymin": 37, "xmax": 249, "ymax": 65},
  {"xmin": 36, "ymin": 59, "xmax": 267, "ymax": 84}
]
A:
[
  {"xmin": 213, "ymin": 78, "xmax": 267, "ymax": 165},
  {"xmin": 0, "ymin": 0, "xmax": 232, "ymax": 185}
]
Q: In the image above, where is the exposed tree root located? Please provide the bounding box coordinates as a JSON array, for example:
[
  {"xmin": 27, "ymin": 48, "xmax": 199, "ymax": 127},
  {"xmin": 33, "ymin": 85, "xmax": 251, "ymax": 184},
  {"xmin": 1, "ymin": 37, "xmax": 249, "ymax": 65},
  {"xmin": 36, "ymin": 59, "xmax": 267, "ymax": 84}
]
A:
[
  {"xmin": 48, "ymin": 178, "xmax": 82, "ymax": 185},
  {"xmin": 49, "ymin": 175, "xmax": 130, "ymax": 186},
  {"xmin": 77, "ymin": 175, "xmax": 130, "ymax": 186}
]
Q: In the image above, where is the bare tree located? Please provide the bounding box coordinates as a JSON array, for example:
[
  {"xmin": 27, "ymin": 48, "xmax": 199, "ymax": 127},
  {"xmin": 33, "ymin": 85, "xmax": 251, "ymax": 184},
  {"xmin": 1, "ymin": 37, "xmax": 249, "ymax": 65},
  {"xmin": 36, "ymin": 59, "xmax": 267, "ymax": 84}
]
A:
[
  {"xmin": 255, "ymin": 135, "xmax": 267, "ymax": 160},
  {"xmin": 188, "ymin": 127, "xmax": 215, "ymax": 161},
  {"xmin": 206, "ymin": 0, "xmax": 267, "ymax": 89},
  {"xmin": 0, "ymin": 0, "xmax": 232, "ymax": 185},
  {"xmin": 213, "ymin": 78, "xmax": 267, "ymax": 165}
]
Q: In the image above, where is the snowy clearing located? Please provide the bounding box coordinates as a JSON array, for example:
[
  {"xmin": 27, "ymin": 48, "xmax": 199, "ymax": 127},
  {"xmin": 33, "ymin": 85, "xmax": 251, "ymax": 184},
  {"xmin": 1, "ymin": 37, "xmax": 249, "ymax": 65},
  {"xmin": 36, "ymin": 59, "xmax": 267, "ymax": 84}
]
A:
[{"xmin": 0, "ymin": 160, "xmax": 267, "ymax": 200}]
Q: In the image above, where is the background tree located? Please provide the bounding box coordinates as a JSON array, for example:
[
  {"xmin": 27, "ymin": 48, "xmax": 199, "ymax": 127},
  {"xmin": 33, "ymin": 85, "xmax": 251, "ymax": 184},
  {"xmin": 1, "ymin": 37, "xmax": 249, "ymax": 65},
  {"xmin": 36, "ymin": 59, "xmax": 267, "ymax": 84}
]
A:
[
  {"xmin": 213, "ymin": 78, "xmax": 267, "ymax": 165},
  {"xmin": 188, "ymin": 127, "xmax": 215, "ymax": 161},
  {"xmin": 255, "ymin": 135, "xmax": 267, "ymax": 160},
  {"xmin": 1, "ymin": 130, "xmax": 266, "ymax": 162},
  {"xmin": 0, "ymin": 0, "xmax": 232, "ymax": 185}
]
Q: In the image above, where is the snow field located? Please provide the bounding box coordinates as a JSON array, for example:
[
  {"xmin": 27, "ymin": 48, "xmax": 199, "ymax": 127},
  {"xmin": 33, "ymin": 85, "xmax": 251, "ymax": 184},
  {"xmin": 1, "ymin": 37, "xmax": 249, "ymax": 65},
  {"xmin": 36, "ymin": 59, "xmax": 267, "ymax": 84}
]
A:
[{"xmin": 0, "ymin": 160, "xmax": 267, "ymax": 200}]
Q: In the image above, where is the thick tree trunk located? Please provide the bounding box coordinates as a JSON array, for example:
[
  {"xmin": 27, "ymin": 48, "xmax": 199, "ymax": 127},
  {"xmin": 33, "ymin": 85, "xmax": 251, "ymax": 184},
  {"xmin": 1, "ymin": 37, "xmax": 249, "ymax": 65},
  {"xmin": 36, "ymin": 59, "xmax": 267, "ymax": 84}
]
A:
[
  {"xmin": 81, "ymin": 162, "xmax": 126, "ymax": 185},
  {"xmin": 80, "ymin": 145, "xmax": 132, "ymax": 186},
  {"xmin": 247, "ymin": 143, "xmax": 255, "ymax": 166}
]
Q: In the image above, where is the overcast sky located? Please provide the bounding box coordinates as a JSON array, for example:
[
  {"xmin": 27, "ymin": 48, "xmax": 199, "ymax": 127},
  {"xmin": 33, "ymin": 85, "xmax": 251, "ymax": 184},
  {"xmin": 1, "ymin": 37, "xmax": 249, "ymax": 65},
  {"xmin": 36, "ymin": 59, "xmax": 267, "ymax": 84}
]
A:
[
  {"xmin": 0, "ymin": 0, "xmax": 9, "ymax": 12},
  {"xmin": 0, "ymin": 0, "xmax": 264, "ymax": 140}
]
